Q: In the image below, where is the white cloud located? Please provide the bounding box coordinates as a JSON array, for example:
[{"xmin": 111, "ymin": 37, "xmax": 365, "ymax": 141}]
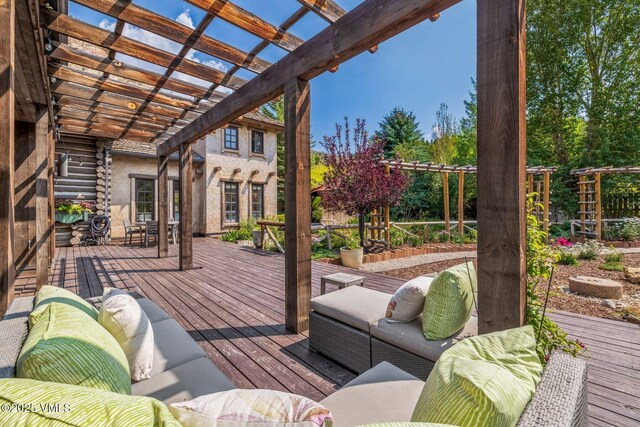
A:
[{"xmin": 176, "ymin": 9, "xmax": 195, "ymax": 29}]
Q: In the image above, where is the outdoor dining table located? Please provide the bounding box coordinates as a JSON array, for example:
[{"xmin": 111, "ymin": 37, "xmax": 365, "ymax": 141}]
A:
[{"xmin": 136, "ymin": 220, "xmax": 179, "ymax": 245}]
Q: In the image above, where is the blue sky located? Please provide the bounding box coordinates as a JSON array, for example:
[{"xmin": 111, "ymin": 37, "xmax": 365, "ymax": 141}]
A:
[{"xmin": 68, "ymin": 0, "xmax": 476, "ymax": 141}]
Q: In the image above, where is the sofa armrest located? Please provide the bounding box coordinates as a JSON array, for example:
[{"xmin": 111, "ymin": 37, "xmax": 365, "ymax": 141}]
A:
[
  {"xmin": 516, "ymin": 352, "xmax": 588, "ymax": 427},
  {"xmin": 0, "ymin": 297, "xmax": 35, "ymax": 378}
]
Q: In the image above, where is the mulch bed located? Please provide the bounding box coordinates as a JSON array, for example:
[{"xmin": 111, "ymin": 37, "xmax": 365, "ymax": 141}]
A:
[{"xmin": 380, "ymin": 254, "xmax": 640, "ymax": 324}]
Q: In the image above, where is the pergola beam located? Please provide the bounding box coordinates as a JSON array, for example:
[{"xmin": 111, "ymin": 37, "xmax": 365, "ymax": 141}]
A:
[
  {"xmin": 158, "ymin": 0, "xmax": 460, "ymax": 157},
  {"xmin": 477, "ymin": 0, "xmax": 527, "ymax": 334}
]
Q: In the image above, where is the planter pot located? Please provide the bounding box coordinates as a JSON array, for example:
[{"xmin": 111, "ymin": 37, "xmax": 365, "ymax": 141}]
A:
[
  {"xmin": 252, "ymin": 230, "xmax": 263, "ymax": 248},
  {"xmin": 55, "ymin": 212, "xmax": 86, "ymax": 224},
  {"xmin": 340, "ymin": 247, "xmax": 364, "ymax": 269}
]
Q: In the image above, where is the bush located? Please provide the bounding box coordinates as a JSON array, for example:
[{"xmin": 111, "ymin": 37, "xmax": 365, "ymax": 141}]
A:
[
  {"xmin": 608, "ymin": 217, "xmax": 640, "ymax": 241},
  {"xmin": 573, "ymin": 240, "xmax": 604, "ymax": 260},
  {"xmin": 557, "ymin": 251, "xmax": 579, "ymax": 266},
  {"xmin": 604, "ymin": 250, "xmax": 623, "ymax": 264},
  {"xmin": 549, "ymin": 221, "xmax": 572, "ymax": 239},
  {"xmin": 599, "ymin": 263, "xmax": 624, "ymax": 272},
  {"xmin": 220, "ymin": 219, "xmax": 256, "ymax": 243}
]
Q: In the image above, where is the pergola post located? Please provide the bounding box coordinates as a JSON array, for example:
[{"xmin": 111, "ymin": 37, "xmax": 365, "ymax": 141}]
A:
[
  {"xmin": 35, "ymin": 107, "xmax": 50, "ymax": 290},
  {"xmin": 158, "ymin": 155, "xmax": 169, "ymax": 258},
  {"xmin": 179, "ymin": 144, "xmax": 193, "ymax": 270},
  {"xmin": 595, "ymin": 172, "xmax": 602, "ymax": 240},
  {"xmin": 457, "ymin": 171, "xmax": 465, "ymax": 236},
  {"xmin": 0, "ymin": 0, "xmax": 15, "ymax": 317},
  {"xmin": 477, "ymin": 0, "xmax": 527, "ymax": 334},
  {"xmin": 443, "ymin": 172, "xmax": 450, "ymax": 237},
  {"xmin": 48, "ymin": 129, "xmax": 55, "ymax": 262},
  {"xmin": 283, "ymin": 77, "xmax": 311, "ymax": 333},
  {"xmin": 543, "ymin": 171, "xmax": 551, "ymax": 233}
]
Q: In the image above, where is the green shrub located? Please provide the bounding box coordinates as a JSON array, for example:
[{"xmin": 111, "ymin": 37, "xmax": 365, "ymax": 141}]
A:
[
  {"xmin": 549, "ymin": 221, "xmax": 572, "ymax": 239},
  {"xmin": 574, "ymin": 240, "xmax": 604, "ymax": 260},
  {"xmin": 408, "ymin": 235, "xmax": 423, "ymax": 247},
  {"xmin": 557, "ymin": 251, "xmax": 579, "ymax": 266},
  {"xmin": 599, "ymin": 262, "xmax": 624, "ymax": 272},
  {"xmin": 604, "ymin": 250, "xmax": 623, "ymax": 264},
  {"xmin": 221, "ymin": 218, "xmax": 256, "ymax": 242},
  {"xmin": 311, "ymin": 246, "xmax": 338, "ymax": 260},
  {"xmin": 609, "ymin": 217, "xmax": 640, "ymax": 241}
]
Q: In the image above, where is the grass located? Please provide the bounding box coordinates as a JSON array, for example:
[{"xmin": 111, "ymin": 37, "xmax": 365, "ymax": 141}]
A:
[{"xmin": 598, "ymin": 262, "xmax": 624, "ymax": 272}]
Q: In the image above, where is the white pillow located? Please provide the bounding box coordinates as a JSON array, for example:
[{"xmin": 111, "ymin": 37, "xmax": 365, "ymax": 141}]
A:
[
  {"xmin": 169, "ymin": 389, "xmax": 333, "ymax": 427},
  {"xmin": 385, "ymin": 276, "xmax": 434, "ymax": 322},
  {"xmin": 99, "ymin": 288, "xmax": 154, "ymax": 381}
]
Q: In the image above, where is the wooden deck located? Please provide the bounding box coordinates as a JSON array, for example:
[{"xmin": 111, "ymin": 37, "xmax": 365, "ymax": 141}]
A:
[{"xmin": 16, "ymin": 238, "xmax": 640, "ymax": 426}]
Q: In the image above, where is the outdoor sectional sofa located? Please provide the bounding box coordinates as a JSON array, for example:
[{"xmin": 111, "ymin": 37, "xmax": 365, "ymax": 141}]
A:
[{"xmin": 0, "ymin": 290, "xmax": 588, "ymax": 426}]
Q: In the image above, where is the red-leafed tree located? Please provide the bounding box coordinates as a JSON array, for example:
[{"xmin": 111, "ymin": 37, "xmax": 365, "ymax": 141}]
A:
[{"xmin": 322, "ymin": 118, "xmax": 408, "ymax": 248}]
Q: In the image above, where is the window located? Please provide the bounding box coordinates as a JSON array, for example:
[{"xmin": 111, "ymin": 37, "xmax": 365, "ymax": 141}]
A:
[
  {"xmin": 172, "ymin": 180, "xmax": 180, "ymax": 221},
  {"xmin": 224, "ymin": 182, "xmax": 239, "ymax": 224},
  {"xmin": 224, "ymin": 126, "xmax": 239, "ymax": 150},
  {"xmin": 251, "ymin": 130, "xmax": 264, "ymax": 154},
  {"xmin": 135, "ymin": 179, "xmax": 154, "ymax": 222},
  {"xmin": 251, "ymin": 184, "xmax": 264, "ymax": 219}
]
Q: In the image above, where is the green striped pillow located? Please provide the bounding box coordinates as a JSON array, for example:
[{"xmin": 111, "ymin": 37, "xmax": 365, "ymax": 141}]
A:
[
  {"xmin": 18, "ymin": 302, "xmax": 131, "ymax": 395},
  {"xmin": 0, "ymin": 378, "xmax": 180, "ymax": 426},
  {"xmin": 412, "ymin": 326, "xmax": 543, "ymax": 427},
  {"xmin": 29, "ymin": 285, "xmax": 98, "ymax": 328},
  {"xmin": 358, "ymin": 423, "xmax": 457, "ymax": 426},
  {"xmin": 422, "ymin": 262, "xmax": 476, "ymax": 340}
]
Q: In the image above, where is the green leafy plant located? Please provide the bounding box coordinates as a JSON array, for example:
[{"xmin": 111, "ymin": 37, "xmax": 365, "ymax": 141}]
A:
[
  {"xmin": 408, "ymin": 235, "xmax": 423, "ymax": 247},
  {"xmin": 526, "ymin": 198, "xmax": 584, "ymax": 364},
  {"xmin": 55, "ymin": 200, "xmax": 94, "ymax": 215},
  {"xmin": 599, "ymin": 263, "xmax": 624, "ymax": 272},
  {"xmin": 342, "ymin": 234, "xmax": 361, "ymax": 250},
  {"xmin": 311, "ymin": 245, "xmax": 339, "ymax": 260},
  {"xmin": 221, "ymin": 219, "xmax": 257, "ymax": 243},
  {"xmin": 608, "ymin": 217, "xmax": 640, "ymax": 241},
  {"xmin": 557, "ymin": 250, "xmax": 579, "ymax": 266},
  {"xmin": 573, "ymin": 240, "xmax": 604, "ymax": 260},
  {"xmin": 604, "ymin": 250, "xmax": 623, "ymax": 264}
]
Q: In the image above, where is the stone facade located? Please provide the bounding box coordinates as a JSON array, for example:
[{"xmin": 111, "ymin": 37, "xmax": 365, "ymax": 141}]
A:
[{"xmin": 109, "ymin": 119, "xmax": 281, "ymax": 238}]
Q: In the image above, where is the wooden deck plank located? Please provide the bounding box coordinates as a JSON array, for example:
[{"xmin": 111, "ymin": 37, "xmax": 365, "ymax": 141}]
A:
[{"xmin": 38, "ymin": 238, "xmax": 639, "ymax": 426}]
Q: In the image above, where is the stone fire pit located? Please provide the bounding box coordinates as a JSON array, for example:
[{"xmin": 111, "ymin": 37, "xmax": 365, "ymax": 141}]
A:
[{"xmin": 568, "ymin": 276, "xmax": 623, "ymax": 300}]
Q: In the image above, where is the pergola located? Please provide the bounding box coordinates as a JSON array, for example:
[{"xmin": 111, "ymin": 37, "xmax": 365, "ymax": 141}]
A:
[{"xmin": 1, "ymin": 0, "xmax": 528, "ymax": 336}]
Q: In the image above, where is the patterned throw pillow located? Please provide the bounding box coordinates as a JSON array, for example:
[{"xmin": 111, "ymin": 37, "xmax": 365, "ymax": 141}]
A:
[
  {"xmin": 358, "ymin": 424, "xmax": 456, "ymax": 426},
  {"xmin": 169, "ymin": 389, "xmax": 333, "ymax": 426},
  {"xmin": 18, "ymin": 302, "xmax": 132, "ymax": 395},
  {"xmin": 99, "ymin": 288, "xmax": 154, "ymax": 381},
  {"xmin": 0, "ymin": 378, "xmax": 180, "ymax": 426},
  {"xmin": 385, "ymin": 276, "xmax": 434, "ymax": 322},
  {"xmin": 421, "ymin": 262, "xmax": 476, "ymax": 340},
  {"xmin": 29, "ymin": 285, "xmax": 99, "ymax": 327},
  {"xmin": 411, "ymin": 326, "xmax": 543, "ymax": 427}
]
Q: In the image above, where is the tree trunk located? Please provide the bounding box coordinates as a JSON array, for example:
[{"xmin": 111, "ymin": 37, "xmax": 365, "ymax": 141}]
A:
[{"xmin": 358, "ymin": 213, "xmax": 366, "ymax": 248}]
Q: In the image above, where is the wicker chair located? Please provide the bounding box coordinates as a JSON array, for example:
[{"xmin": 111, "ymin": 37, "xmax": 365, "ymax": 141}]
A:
[{"xmin": 123, "ymin": 219, "xmax": 143, "ymax": 246}]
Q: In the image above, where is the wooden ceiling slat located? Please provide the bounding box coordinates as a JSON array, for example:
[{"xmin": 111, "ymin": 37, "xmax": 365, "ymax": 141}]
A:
[
  {"xmin": 158, "ymin": 0, "xmax": 459, "ymax": 155},
  {"xmin": 42, "ymin": 9, "xmax": 245, "ymax": 89},
  {"xmin": 49, "ymin": 42, "xmax": 212, "ymax": 99},
  {"xmin": 185, "ymin": 0, "xmax": 304, "ymax": 52},
  {"xmin": 48, "ymin": 64, "xmax": 221, "ymax": 111},
  {"xmin": 56, "ymin": 107, "xmax": 180, "ymax": 133},
  {"xmin": 60, "ymin": 124, "xmax": 164, "ymax": 143},
  {"xmin": 51, "ymin": 80, "xmax": 200, "ymax": 121},
  {"xmin": 71, "ymin": 0, "xmax": 271, "ymax": 74},
  {"xmin": 296, "ymin": 0, "xmax": 346, "ymax": 23},
  {"xmin": 54, "ymin": 95, "xmax": 191, "ymax": 127},
  {"xmin": 57, "ymin": 117, "xmax": 172, "ymax": 138}
]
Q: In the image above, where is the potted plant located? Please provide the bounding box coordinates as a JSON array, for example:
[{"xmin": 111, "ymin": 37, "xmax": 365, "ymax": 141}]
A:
[
  {"xmin": 55, "ymin": 201, "xmax": 95, "ymax": 224},
  {"xmin": 321, "ymin": 118, "xmax": 408, "ymax": 263},
  {"xmin": 340, "ymin": 235, "xmax": 364, "ymax": 268}
]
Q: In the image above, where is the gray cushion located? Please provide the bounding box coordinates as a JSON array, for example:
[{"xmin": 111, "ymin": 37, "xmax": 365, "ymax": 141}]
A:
[
  {"xmin": 132, "ymin": 356, "xmax": 235, "ymax": 404},
  {"xmin": 320, "ymin": 362, "xmax": 423, "ymax": 426},
  {"xmin": 371, "ymin": 316, "xmax": 477, "ymax": 362},
  {"xmin": 150, "ymin": 319, "xmax": 207, "ymax": 376},
  {"xmin": 137, "ymin": 298, "xmax": 171, "ymax": 324},
  {"xmin": 310, "ymin": 286, "xmax": 391, "ymax": 332}
]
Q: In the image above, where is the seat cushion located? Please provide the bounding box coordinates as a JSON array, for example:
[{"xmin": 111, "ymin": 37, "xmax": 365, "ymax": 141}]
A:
[
  {"xmin": 150, "ymin": 319, "xmax": 207, "ymax": 376},
  {"xmin": 412, "ymin": 326, "xmax": 543, "ymax": 427},
  {"xmin": 422, "ymin": 262, "xmax": 477, "ymax": 340},
  {"xmin": 99, "ymin": 290, "xmax": 154, "ymax": 381},
  {"xmin": 320, "ymin": 362, "xmax": 424, "ymax": 426},
  {"xmin": 133, "ymin": 356, "xmax": 236, "ymax": 405},
  {"xmin": 310, "ymin": 286, "xmax": 391, "ymax": 332},
  {"xmin": 17, "ymin": 302, "xmax": 131, "ymax": 394},
  {"xmin": 371, "ymin": 316, "xmax": 477, "ymax": 362},
  {"xmin": 137, "ymin": 298, "xmax": 172, "ymax": 324},
  {"xmin": 29, "ymin": 285, "xmax": 98, "ymax": 327},
  {"xmin": 0, "ymin": 378, "xmax": 180, "ymax": 426}
]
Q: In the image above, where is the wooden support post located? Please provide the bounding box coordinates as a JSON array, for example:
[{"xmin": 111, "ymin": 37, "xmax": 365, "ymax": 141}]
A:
[
  {"xmin": 442, "ymin": 172, "xmax": 450, "ymax": 237},
  {"xmin": 384, "ymin": 165, "xmax": 390, "ymax": 245},
  {"xmin": 284, "ymin": 77, "xmax": 311, "ymax": 333},
  {"xmin": 458, "ymin": 171, "xmax": 465, "ymax": 237},
  {"xmin": 158, "ymin": 155, "xmax": 169, "ymax": 258},
  {"xmin": 543, "ymin": 171, "xmax": 550, "ymax": 234},
  {"xmin": 48, "ymin": 130, "xmax": 55, "ymax": 262},
  {"xmin": 579, "ymin": 175, "xmax": 586, "ymax": 234},
  {"xmin": 527, "ymin": 174, "xmax": 533, "ymax": 194},
  {"xmin": 179, "ymin": 144, "xmax": 193, "ymax": 270},
  {"xmin": 0, "ymin": 0, "xmax": 15, "ymax": 317},
  {"xmin": 595, "ymin": 172, "xmax": 602, "ymax": 240},
  {"xmin": 35, "ymin": 107, "xmax": 49, "ymax": 290},
  {"xmin": 477, "ymin": 0, "xmax": 527, "ymax": 334}
]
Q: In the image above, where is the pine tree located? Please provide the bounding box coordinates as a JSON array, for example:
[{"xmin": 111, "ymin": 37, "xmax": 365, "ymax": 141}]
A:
[{"xmin": 375, "ymin": 108, "xmax": 425, "ymax": 157}]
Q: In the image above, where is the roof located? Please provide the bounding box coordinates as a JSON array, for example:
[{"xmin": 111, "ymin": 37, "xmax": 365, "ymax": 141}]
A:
[{"xmin": 111, "ymin": 140, "xmax": 205, "ymax": 163}]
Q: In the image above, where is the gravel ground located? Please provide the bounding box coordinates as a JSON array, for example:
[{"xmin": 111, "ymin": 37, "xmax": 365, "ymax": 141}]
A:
[
  {"xmin": 377, "ymin": 253, "xmax": 640, "ymax": 324},
  {"xmin": 360, "ymin": 251, "xmax": 477, "ymax": 273}
]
